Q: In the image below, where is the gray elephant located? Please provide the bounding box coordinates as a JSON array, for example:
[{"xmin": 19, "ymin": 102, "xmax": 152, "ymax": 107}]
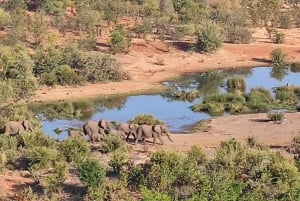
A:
[
  {"xmin": 83, "ymin": 119, "xmax": 112, "ymax": 143},
  {"xmin": 117, "ymin": 123, "xmax": 139, "ymax": 141},
  {"xmin": 67, "ymin": 129, "xmax": 84, "ymax": 138},
  {"xmin": 4, "ymin": 120, "xmax": 33, "ymax": 136},
  {"xmin": 135, "ymin": 124, "xmax": 173, "ymax": 146}
]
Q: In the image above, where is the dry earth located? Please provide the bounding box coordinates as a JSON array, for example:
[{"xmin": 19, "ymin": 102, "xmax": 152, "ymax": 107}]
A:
[{"xmin": 1, "ymin": 28, "xmax": 300, "ymax": 198}]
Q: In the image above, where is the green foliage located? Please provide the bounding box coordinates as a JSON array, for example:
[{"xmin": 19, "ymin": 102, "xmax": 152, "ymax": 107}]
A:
[
  {"xmin": 267, "ymin": 111, "xmax": 285, "ymax": 123},
  {"xmin": 78, "ymin": 158, "xmax": 106, "ymax": 199},
  {"xmin": 30, "ymin": 100, "xmax": 96, "ymax": 120},
  {"xmin": 0, "ymin": 8, "xmax": 11, "ymax": 30},
  {"xmin": 196, "ymin": 21, "xmax": 223, "ymax": 53},
  {"xmin": 100, "ymin": 134, "xmax": 125, "ymax": 154},
  {"xmin": 130, "ymin": 114, "xmax": 164, "ymax": 125},
  {"xmin": 226, "ymin": 25, "xmax": 252, "ymax": 44},
  {"xmin": 247, "ymin": 88, "xmax": 272, "ymax": 112},
  {"xmin": 108, "ymin": 149, "xmax": 128, "ymax": 174},
  {"xmin": 33, "ymin": 45, "xmax": 62, "ymax": 75},
  {"xmin": 59, "ymin": 137, "xmax": 90, "ymax": 163},
  {"xmin": 226, "ymin": 78, "xmax": 246, "ymax": 93},
  {"xmin": 110, "ymin": 25, "xmax": 131, "ymax": 54},
  {"xmin": 272, "ymin": 30, "xmax": 285, "ymax": 44},
  {"xmin": 17, "ymin": 130, "xmax": 57, "ymax": 149},
  {"xmin": 270, "ymin": 48, "xmax": 287, "ymax": 67},
  {"xmin": 187, "ymin": 145, "xmax": 207, "ymax": 166},
  {"xmin": 40, "ymin": 65, "xmax": 83, "ymax": 86},
  {"xmin": 141, "ymin": 186, "xmax": 172, "ymax": 201},
  {"xmin": 278, "ymin": 12, "xmax": 293, "ymax": 29},
  {"xmin": 80, "ymin": 52, "xmax": 123, "ymax": 83},
  {"xmin": 28, "ymin": 146, "xmax": 63, "ymax": 171},
  {"xmin": 44, "ymin": 161, "xmax": 67, "ymax": 194}
]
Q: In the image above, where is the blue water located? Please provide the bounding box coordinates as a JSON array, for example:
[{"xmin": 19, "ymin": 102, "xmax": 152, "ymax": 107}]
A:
[{"xmin": 40, "ymin": 66, "xmax": 300, "ymax": 140}]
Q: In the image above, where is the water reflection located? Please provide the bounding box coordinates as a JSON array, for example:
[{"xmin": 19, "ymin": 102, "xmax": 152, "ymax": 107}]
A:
[{"xmin": 38, "ymin": 66, "xmax": 300, "ymax": 140}]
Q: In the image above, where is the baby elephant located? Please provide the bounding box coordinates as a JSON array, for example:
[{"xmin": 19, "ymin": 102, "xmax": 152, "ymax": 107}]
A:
[
  {"xmin": 117, "ymin": 123, "xmax": 139, "ymax": 141},
  {"xmin": 67, "ymin": 129, "xmax": 85, "ymax": 138},
  {"xmin": 4, "ymin": 120, "xmax": 33, "ymax": 136},
  {"xmin": 135, "ymin": 124, "xmax": 173, "ymax": 146}
]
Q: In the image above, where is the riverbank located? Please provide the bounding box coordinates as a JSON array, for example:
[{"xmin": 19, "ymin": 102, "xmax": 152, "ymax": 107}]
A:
[{"xmin": 25, "ymin": 27, "xmax": 300, "ymax": 103}]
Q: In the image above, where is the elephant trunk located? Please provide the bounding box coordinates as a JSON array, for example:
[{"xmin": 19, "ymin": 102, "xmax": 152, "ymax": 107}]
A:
[{"xmin": 166, "ymin": 133, "xmax": 173, "ymax": 142}]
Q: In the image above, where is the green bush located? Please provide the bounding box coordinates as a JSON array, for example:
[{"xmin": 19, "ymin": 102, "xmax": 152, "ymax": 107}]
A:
[
  {"xmin": 247, "ymin": 88, "xmax": 272, "ymax": 112},
  {"xmin": 100, "ymin": 134, "xmax": 125, "ymax": 154},
  {"xmin": 0, "ymin": 8, "xmax": 11, "ymax": 30},
  {"xmin": 108, "ymin": 150, "xmax": 127, "ymax": 174},
  {"xmin": 270, "ymin": 48, "xmax": 287, "ymax": 67},
  {"xmin": 17, "ymin": 130, "xmax": 57, "ymax": 149},
  {"xmin": 278, "ymin": 12, "xmax": 293, "ymax": 29},
  {"xmin": 275, "ymin": 90, "xmax": 297, "ymax": 105},
  {"xmin": 272, "ymin": 31, "xmax": 285, "ymax": 44},
  {"xmin": 290, "ymin": 62, "xmax": 300, "ymax": 73},
  {"xmin": 28, "ymin": 146, "xmax": 63, "ymax": 171},
  {"xmin": 110, "ymin": 25, "xmax": 131, "ymax": 54},
  {"xmin": 196, "ymin": 21, "xmax": 223, "ymax": 53},
  {"xmin": 78, "ymin": 158, "xmax": 106, "ymax": 199},
  {"xmin": 44, "ymin": 161, "xmax": 67, "ymax": 194},
  {"xmin": 187, "ymin": 145, "xmax": 207, "ymax": 166},
  {"xmin": 226, "ymin": 25, "xmax": 252, "ymax": 44},
  {"xmin": 141, "ymin": 187, "xmax": 172, "ymax": 201},
  {"xmin": 226, "ymin": 78, "xmax": 246, "ymax": 93},
  {"xmin": 130, "ymin": 114, "xmax": 164, "ymax": 125},
  {"xmin": 267, "ymin": 111, "xmax": 284, "ymax": 123},
  {"xmin": 59, "ymin": 137, "xmax": 90, "ymax": 163}
]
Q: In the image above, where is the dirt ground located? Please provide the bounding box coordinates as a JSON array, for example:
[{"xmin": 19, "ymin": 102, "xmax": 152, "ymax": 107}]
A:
[{"xmin": 1, "ymin": 28, "xmax": 300, "ymax": 198}]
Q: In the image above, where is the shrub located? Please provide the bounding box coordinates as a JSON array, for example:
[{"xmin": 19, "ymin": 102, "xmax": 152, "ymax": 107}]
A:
[
  {"xmin": 28, "ymin": 146, "xmax": 63, "ymax": 171},
  {"xmin": 290, "ymin": 62, "xmax": 300, "ymax": 73},
  {"xmin": 130, "ymin": 114, "xmax": 164, "ymax": 125},
  {"xmin": 275, "ymin": 90, "xmax": 297, "ymax": 105},
  {"xmin": 267, "ymin": 111, "xmax": 284, "ymax": 123},
  {"xmin": 59, "ymin": 137, "xmax": 90, "ymax": 163},
  {"xmin": 108, "ymin": 150, "xmax": 127, "ymax": 174},
  {"xmin": 78, "ymin": 36, "xmax": 97, "ymax": 51},
  {"xmin": 278, "ymin": 12, "xmax": 293, "ymax": 29},
  {"xmin": 270, "ymin": 48, "xmax": 287, "ymax": 67},
  {"xmin": 44, "ymin": 161, "xmax": 67, "ymax": 194},
  {"xmin": 247, "ymin": 88, "xmax": 272, "ymax": 112},
  {"xmin": 78, "ymin": 158, "xmax": 106, "ymax": 199},
  {"xmin": 195, "ymin": 21, "xmax": 223, "ymax": 53},
  {"xmin": 124, "ymin": 162, "xmax": 145, "ymax": 191},
  {"xmin": 100, "ymin": 134, "xmax": 125, "ymax": 154},
  {"xmin": 226, "ymin": 25, "xmax": 252, "ymax": 44},
  {"xmin": 18, "ymin": 130, "xmax": 57, "ymax": 149},
  {"xmin": 271, "ymin": 31, "xmax": 285, "ymax": 44},
  {"xmin": 141, "ymin": 187, "xmax": 172, "ymax": 201},
  {"xmin": 187, "ymin": 145, "xmax": 207, "ymax": 166},
  {"xmin": 215, "ymin": 138, "xmax": 246, "ymax": 172},
  {"xmin": 0, "ymin": 8, "xmax": 11, "ymax": 30},
  {"xmin": 226, "ymin": 78, "xmax": 246, "ymax": 93},
  {"xmin": 110, "ymin": 25, "xmax": 131, "ymax": 54},
  {"xmin": 40, "ymin": 65, "xmax": 83, "ymax": 86},
  {"xmin": 80, "ymin": 52, "xmax": 123, "ymax": 83}
]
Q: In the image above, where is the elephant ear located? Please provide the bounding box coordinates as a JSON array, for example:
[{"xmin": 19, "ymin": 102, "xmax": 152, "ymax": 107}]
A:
[
  {"xmin": 99, "ymin": 119, "xmax": 107, "ymax": 129},
  {"xmin": 22, "ymin": 120, "xmax": 28, "ymax": 130},
  {"xmin": 152, "ymin": 125, "xmax": 161, "ymax": 133}
]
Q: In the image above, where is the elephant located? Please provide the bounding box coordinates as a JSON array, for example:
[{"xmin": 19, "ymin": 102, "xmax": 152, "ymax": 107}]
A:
[
  {"xmin": 135, "ymin": 124, "xmax": 173, "ymax": 146},
  {"xmin": 4, "ymin": 120, "xmax": 33, "ymax": 136},
  {"xmin": 82, "ymin": 119, "xmax": 112, "ymax": 143},
  {"xmin": 67, "ymin": 129, "xmax": 84, "ymax": 138},
  {"xmin": 117, "ymin": 123, "xmax": 139, "ymax": 141}
]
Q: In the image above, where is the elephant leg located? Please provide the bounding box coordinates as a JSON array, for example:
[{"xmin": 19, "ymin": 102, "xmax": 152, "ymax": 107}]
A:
[
  {"xmin": 135, "ymin": 131, "xmax": 142, "ymax": 145},
  {"xmin": 152, "ymin": 133, "xmax": 158, "ymax": 146},
  {"xmin": 158, "ymin": 134, "xmax": 164, "ymax": 145}
]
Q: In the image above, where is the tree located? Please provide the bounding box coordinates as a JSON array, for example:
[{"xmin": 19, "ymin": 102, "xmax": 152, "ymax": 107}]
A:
[
  {"xmin": 196, "ymin": 21, "xmax": 223, "ymax": 53},
  {"xmin": 110, "ymin": 25, "xmax": 131, "ymax": 54},
  {"xmin": 27, "ymin": 11, "xmax": 49, "ymax": 46}
]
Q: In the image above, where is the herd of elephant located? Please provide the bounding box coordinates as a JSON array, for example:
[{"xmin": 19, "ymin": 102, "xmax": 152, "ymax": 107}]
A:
[{"xmin": 1, "ymin": 119, "xmax": 173, "ymax": 146}]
